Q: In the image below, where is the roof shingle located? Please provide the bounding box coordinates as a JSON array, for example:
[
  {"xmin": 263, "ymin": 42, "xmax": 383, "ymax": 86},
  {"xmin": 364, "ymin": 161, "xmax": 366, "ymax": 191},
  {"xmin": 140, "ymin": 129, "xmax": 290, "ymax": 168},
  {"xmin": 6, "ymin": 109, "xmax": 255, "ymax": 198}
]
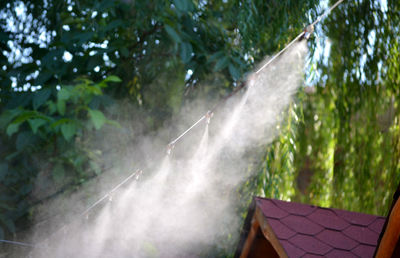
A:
[
  {"xmin": 316, "ymin": 229, "xmax": 358, "ymax": 250},
  {"xmin": 254, "ymin": 197, "xmax": 385, "ymax": 257}
]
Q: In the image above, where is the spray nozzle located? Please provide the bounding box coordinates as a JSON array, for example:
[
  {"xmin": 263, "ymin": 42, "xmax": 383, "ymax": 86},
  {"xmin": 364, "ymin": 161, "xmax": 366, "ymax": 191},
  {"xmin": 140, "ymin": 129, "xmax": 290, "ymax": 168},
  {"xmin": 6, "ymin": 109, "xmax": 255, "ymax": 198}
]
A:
[
  {"xmin": 302, "ymin": 24, "xmax": 314, "ymax": 40},
  {"xmin": 205, "ymin": 111, "xmax": 213, "ymax": 124},
  {"xmin": 247, "ymin": 73, "xmax": 257, "ymax": 87},
  {"xmin": 135, "ymin": 169, "xmax": 143, "ymax": 180},
  {"xmin": 166, "ymin": 143, "xmax": 175, "ymax": 155}
]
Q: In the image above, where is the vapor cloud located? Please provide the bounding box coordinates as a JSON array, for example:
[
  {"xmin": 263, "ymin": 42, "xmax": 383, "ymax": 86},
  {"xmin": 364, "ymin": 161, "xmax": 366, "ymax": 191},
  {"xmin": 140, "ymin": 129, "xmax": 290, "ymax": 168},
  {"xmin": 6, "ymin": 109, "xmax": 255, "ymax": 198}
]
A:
[{"xmin": 30, "ymin": 41, "xmax": 307, "ymax": 257}]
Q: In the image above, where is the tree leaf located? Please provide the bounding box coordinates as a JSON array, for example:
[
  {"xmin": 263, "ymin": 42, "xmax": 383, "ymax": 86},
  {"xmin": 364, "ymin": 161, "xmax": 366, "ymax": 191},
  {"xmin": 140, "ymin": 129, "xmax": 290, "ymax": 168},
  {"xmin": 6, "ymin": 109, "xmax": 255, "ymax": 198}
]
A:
[
  {"xmin": 0, "ymin": 109, "xmax": 22, "ymax": 130},
  {"xmin": 208, "ymin": 51, "xmax": 224, "ymax": 63},
  {"xmin": 5, "ymin": 93, "xmax": 32, "ymax": 109},
  {"xmin": 213, "ymin": 56, "xmax": 229, "ymax": 72},
  {"xmin": 165, "ymin": 25, "xmax": 181, "ymax": 43},
  {"xmin": 6, "ymin": 122, "xmax": 21, "ymax": 136},
  {"xmin": 34, "ymin": 71, "xmax": 53, "ymax": 85},
  {"xmin": 28, "ymin": 118, "xmax": 47, "ymax": 134},
  {"xmin": 228, "ymin": 63, "xmax": 240, "ymax": 80},
  {"xmin": 120, "ymin": 47, "xmax": 129, "ymax": 57},
  {"xmin": 58, "ymin": 87, "xmax": 71, "ymax": 101},
  {"xmin": 16, "ymin": 131, "xmax": 34, "ymax": 151},
  {"xmin": 103, "ymin": 75, "xmax": 122, "ymax": 83},
  {"xmin": 88, "ymin": 109, "xmax": 106, "ymax": 130},
  {"xmin": 13, "ymin": 111, "xmax": 42, "ymax": 124},
  {"xmin": 173, "ymin": 0, "xmax": 194, "ymax": 12},
  {"xmin": 61, "ymin": 122, "xmax": 77, "ymax": 141},
  {"xmin": 173, "ymin": 0, "xmax": 187, "ymax": 11},
  {"xmin": 33, "ymin": 89, "xmax": 52, "ymax": 110},
  {"xmin": 50, "ymin": 118, "xmax": 71, "ymax": 128},
  {"xmin": 57, "ymin": 100, "xmax": 66, "ymax": 115},
  {"xmin": 179, "ymin": 42, "xmax": 193, "ymax": 63},
  {"xmin": 74, "ymin": 31, "xmax": 95, "ymax": 45},
  {"xmin": 47, "ymin": 101, "xmax": 57, "ymax": 115},
  {"xmin": 103, "ymin": 20, "xmax": 124, "ymax": 32}
]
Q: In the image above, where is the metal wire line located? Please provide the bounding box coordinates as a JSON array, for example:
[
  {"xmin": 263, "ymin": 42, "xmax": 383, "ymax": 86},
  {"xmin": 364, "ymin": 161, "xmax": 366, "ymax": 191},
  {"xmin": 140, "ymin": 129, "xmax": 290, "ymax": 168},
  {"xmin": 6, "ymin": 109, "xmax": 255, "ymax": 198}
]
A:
[
  {"xmin": 0, "ymin": 239, "xmax": 35, "ymax": 248},
  {"xmin": 35, "ymin": 169, "xmax": 142, "ymax": 248},
  {"xmin": 0, "ymin": 0, "xmax": 344, "ymax": 248},
  {"xmin": 310, "ymin": 0, "xmax": 344, "ymax": 28},
  {"xmin": 80, "ymin": 169, "xmax": 142, "ymax": 217},
  {"xmin": 168, "ymin": 114, "xmax": 207, "ymax": 146},
  {"xmin": 168, "ymin": 0, "xmax": 345, "ymax": 148}
]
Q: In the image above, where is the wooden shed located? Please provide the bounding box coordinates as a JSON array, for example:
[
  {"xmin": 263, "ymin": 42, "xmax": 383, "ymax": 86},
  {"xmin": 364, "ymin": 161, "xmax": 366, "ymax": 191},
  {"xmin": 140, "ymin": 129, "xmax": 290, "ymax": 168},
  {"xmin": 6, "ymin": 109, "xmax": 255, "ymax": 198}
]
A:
[{"xmin": 235, "ymin": 189, "xmax": 400, "ymax": 258}]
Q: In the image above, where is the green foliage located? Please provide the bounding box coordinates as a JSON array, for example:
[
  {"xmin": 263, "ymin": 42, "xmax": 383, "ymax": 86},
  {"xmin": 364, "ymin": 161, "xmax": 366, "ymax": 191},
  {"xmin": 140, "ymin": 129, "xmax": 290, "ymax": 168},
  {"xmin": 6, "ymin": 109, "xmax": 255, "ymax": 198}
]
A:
[
  {"xmin": 0, "ymin": 0, "xmax": 318, "ymax": 107},
  {"xmin": 254, "ymin": 0, "xmax": 400, "ymax": 217},
  {"xmin": 0, "ymin": 76, "xmax": 119, "ymax": 239}
]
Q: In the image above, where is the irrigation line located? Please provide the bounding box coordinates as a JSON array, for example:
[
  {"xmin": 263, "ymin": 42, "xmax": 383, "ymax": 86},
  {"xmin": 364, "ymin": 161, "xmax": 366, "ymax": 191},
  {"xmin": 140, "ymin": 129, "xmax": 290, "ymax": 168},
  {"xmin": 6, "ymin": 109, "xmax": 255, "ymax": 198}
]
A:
[
  {"xmin": 166, "ymin": 30, "xmax": 305, "ymax": 148},
  {"xmin": 0, "ymin": 0, "xmax": 344, "ymax": 249},
  {"xmin": 80, "ymin": 169, "xmax": 142, "ymax": 217},
  {"xmin": 168, "ymin": 115, "xmax": 206, "ymax": 147},
  {"xmin": 0, "ymin": 239, "xmax": 35, "ymax": 248},
  {"xmin": 168, "ymin": 0, "xmax": 345, "ymax": 147},
  {"xmin": 36, "ymin": 169, "xmax": 142, "ymax": 248},
  {"xmin": 254, "ymin": 31, "xmax": 305, "ymax": 74},
  {"xmin": 310, "ymin": 0, "xmax": 344, "ymax": 27}
]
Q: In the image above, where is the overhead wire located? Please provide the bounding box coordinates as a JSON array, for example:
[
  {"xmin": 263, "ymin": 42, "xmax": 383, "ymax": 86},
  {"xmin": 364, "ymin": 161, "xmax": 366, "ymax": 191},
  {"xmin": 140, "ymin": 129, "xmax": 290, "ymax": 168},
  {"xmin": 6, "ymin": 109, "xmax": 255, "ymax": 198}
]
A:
[
  {"xmin": 310, "ymin": 0, "xmax": 344, "ymax": 27},
  {"xmin": 0, "ymin": 0, "xmax": 344, "ymax": 249},
  {"xmin": 36, "ymin": 169, "xmax": 142, "ymax": 248},
  {"xmin": 80, "ymin": 169, "xmax": 142, "ymax": 217},
  {"xmin": 0, "ymin": 239, "xmax": 35, "ymax": 248},
  {"xmin": 168, "ymin": 0, "xmax": 345, "ymax": 148}
]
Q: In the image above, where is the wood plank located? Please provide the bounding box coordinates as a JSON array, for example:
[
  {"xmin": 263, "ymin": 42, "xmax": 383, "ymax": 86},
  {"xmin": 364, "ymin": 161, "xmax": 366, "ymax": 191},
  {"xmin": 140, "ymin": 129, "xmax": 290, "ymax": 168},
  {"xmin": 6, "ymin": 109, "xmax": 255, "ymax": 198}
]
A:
[
  {"xmin": 255, "ymin": 207, "xmax": 288, "ymax": 258},
  {"xmin": 376, "ymin": 198, "xmax": 400, "ymax": 258}
]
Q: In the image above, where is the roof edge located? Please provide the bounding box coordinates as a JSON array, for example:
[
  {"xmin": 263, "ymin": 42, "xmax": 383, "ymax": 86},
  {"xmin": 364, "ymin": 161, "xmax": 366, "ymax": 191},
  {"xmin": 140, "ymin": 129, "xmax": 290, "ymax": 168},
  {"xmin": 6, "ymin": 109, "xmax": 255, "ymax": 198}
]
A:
[
  {"xmin": 254, "ymin": 205, "xmax": 288, "ymax": 258},
  {"xmin": 234, "ymin": 199, "xmax": 256, "ymax": 258}
]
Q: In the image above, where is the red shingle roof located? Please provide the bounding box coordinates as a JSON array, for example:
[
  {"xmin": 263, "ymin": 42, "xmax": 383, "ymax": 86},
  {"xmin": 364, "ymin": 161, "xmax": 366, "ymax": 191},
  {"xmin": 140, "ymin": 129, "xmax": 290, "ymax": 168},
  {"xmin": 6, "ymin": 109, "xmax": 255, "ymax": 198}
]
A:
[{"xmin": 255, "ymin": 197, "xmax": 385, "ymax": 257}]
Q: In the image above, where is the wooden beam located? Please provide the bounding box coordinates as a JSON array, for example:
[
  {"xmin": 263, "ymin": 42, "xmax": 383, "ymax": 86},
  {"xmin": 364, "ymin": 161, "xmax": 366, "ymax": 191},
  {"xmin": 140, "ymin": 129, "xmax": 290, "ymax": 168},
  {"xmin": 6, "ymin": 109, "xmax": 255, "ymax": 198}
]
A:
[
  {"xmin": 240, "ymin": 213, "xmax": 260, "ymax": 258},
  {"xmin": 376, "ymin": 198, "xmax": 400, "ymax": 258},
  {"xmin": 255, "ymin": 207, "xmax": 288, "ymax": 258}
]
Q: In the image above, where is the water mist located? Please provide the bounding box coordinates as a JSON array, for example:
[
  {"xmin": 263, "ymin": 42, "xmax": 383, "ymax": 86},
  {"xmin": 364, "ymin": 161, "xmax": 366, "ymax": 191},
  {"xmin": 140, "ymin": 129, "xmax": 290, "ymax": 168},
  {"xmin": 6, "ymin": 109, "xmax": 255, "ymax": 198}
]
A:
[{"xmin": 30, "ymin": 41, "xmax": 308, "ymax": 257}]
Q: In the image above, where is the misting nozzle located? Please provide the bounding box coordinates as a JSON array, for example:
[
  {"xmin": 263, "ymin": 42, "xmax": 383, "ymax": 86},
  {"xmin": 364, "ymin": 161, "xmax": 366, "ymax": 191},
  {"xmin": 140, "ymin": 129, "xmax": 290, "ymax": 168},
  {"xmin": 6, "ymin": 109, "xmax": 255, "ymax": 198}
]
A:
[
  {"xmin": 247, "ymin": 73, "xmax": 257, "ymax": 86},
  {"xmin": 205, "ymin": 111, "xmax": 213, "ymax": 124},
  {"xmin": 166, "ymin": 143, "xmax": 175, "ymax": 155},
  {"xmin": 135, "ymin": 169, "xmax": 143, "ymax": 180},
  {"xmin": 302, "ymin": 24, "xmax": 314, "ymax": 40}
]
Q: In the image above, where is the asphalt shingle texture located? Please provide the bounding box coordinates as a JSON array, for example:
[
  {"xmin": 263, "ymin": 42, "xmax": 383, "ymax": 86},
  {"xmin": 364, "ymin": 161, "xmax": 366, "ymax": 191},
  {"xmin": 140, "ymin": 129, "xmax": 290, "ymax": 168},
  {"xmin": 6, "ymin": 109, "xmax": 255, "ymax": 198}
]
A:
[{"xmin": 255, "ymin": 197, "xmax": 385, "ymax": 258}]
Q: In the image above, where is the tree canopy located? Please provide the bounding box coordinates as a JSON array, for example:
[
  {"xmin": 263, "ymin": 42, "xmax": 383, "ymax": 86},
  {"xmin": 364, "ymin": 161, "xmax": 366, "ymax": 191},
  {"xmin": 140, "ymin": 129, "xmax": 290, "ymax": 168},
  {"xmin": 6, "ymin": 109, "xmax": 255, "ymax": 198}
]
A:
[{"xmin": 253, "ymin": 0, "xmax": 400, "ymax": 216}]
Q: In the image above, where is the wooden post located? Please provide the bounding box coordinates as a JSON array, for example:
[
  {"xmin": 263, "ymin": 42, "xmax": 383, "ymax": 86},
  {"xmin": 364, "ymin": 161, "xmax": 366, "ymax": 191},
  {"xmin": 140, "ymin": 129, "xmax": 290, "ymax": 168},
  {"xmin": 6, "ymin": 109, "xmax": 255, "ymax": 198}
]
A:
[
  {"xmin": 240, "ymin": 215, "xmax": 260, "ymax": 258},
  {"xmin": 375, "ymin": 198, "xmax": 400, "ymax": 258}
]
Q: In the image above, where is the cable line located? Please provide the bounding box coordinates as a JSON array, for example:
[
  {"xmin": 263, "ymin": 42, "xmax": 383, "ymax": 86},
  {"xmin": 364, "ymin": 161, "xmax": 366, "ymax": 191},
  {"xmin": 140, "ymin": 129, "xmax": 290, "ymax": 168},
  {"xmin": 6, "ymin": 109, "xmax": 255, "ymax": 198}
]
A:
[
  {"xmin": 0, "ymin": 0, "xmax": 344, "ymax": 249},
  {"xmin": 167, "ymin": 0, "xmax": 345, "ymax": 149},
  {"xmin": 0, "ymin": 239, "xmax": 35, "ymax": 248}
]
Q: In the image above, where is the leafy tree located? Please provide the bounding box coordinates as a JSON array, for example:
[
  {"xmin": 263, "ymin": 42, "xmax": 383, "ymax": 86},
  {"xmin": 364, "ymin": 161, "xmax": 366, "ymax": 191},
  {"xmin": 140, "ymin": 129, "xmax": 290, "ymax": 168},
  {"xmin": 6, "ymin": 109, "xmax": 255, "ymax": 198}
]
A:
[
  {"xmin": 0, "ymin": 77, "xmax": 119, "ymax": 240},
  {"xmin": 0, "ymin": 0, "xmax": 317, "ymax": 248},
  {"xmin": 255, "ymin": 0, "xmax": 400, "ymax": 217}
]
